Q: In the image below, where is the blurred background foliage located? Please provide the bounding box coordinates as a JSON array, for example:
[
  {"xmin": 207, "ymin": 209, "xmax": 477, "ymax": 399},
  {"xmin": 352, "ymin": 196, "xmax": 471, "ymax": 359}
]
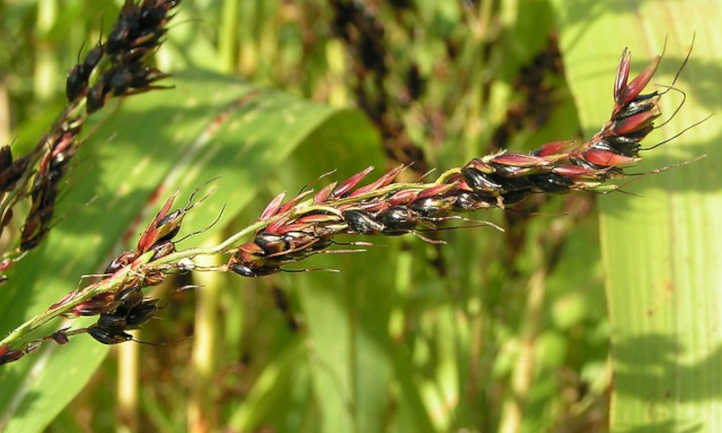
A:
[{"xmin": 0, "ymin": 1, "xmax": 718, "ymax": 433}]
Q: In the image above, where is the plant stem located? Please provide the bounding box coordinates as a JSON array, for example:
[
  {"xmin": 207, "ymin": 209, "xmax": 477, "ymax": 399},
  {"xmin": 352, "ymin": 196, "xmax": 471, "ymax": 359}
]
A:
[
  {"xmin": 188, "ymin": 236, "xmax": 224, "ymax": 433},
  {"xmin": 218, "ymin": 0, "xmax": 240, "ymax": 73},
  {"xmin": 497, "ymin": 268, "xmax": 547, "ymax": 433},
  {"xmin": 34, "ymin": 0, "xmax": 58, "ymax": 100},
  {"xmin": 116, "ymin": 330, "xmax": 139, "ymax": 433},
  {"xmin": 0, "ymin": 81, "xmax": 9, "ymax": 146}
]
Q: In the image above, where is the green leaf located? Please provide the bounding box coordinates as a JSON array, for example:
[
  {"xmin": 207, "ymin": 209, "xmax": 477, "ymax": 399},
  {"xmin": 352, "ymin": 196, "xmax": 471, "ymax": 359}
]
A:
[
  {"xmin": 553, "ymin": 2, "xmax": 722, "ymax": 432},
  {"xmin": 0, "ymin": 69, "xmax": 377, "ymax": 433},
  {"xmin": 226, "ymin": 341, "xmax": 307, "ymax": 431},
  {"xmin": 294, "ymin": 247, "xmax": 398, "ymax": 433}
]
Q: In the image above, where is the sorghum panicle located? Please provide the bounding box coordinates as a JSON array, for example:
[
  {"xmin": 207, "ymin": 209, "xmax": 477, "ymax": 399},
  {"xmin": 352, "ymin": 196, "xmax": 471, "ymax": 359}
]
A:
[{"xmin": 226, "ymin": 48, "xmax": 671, "ymax": 279}]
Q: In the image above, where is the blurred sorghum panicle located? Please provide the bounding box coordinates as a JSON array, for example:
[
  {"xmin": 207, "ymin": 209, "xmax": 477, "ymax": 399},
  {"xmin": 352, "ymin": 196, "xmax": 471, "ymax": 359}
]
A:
[
  {"xmin": 490, "ymin": 34, "xmax": 565, "ymax": 151},
  {"xmin": 226, "ymin": 48, "xmax": 670, "ymax": 279},
  {"xmin": 84, "ymin": 0, "xmax": 179, "ymax": 112},
  {"xmin": 329, "ymin": 0, "xmax": 429, "ymax": 172},
  {"xmin": 0, "ymin": 0, "xmax": 180, "ymax": 275}
]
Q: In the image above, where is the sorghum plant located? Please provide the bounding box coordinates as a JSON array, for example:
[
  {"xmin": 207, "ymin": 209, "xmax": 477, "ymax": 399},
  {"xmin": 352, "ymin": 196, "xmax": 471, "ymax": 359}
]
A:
[{"xmin": 0, "ymin": 38, "xmax": 698, "ymax": 365}]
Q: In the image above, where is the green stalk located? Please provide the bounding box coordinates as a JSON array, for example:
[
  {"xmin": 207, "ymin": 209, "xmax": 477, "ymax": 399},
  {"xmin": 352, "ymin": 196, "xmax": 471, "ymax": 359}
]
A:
[
  {"xmin": 188, "ymin": 235, "xmax": 224, "ymax": 433},
  {"xmin": 497, "ymin": 269, "xmax": 546, "ymax": 433},
  {"xmin": 34, "ymin": 0, "xmax": 59, "ymax": 100},
  {"xmin": 116, "ymin": 330, "xmax": 139, "ymax": 433},
  {"xmin": 0, "ymin": 81, "xmax": 9, "ymax": 145},
  {"xmin": 218, "ymin": 0, "xmax": 239, "ymax": 73}
]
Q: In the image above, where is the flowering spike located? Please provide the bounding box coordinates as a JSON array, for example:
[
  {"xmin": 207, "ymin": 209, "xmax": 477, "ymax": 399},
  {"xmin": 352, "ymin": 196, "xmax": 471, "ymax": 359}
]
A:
[
  {"xmin": 260, "ymin": 192, "xmax": 286, "ymax": 221},
  {"xmin": 314, "ymin": 182, "xmax": 337, "ymax": 203},
  {"xmin": 350, "ymin": 165, "xmax": 405, "ymax": 197},
  {"xmin": 137, "ymin": 191, "xmax": 178, "ymax": 253},
  {"xmin": 583, "ymin": 149, "xmax": 639, "ymax": 167},
  {"xmin": 332, "ymin": 166, "xmax": 374, "ymax": 198},
  {"xmin": 3, "ymin": 40, "xmax": 699, "ymax": 364},
  {"xmin": 614, "ymin": 48, "xmax": 631, "ymax": 102},
  {"xmin": 619, "ymin": 55, "xmax": 662, "ymax": 108}
]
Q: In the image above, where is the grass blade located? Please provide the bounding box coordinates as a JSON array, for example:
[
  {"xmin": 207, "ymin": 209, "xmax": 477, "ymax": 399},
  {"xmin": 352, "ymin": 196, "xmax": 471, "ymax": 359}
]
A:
[{"xmin": 552, "ymin": 2, "xmax": 722, "ymax": 432}]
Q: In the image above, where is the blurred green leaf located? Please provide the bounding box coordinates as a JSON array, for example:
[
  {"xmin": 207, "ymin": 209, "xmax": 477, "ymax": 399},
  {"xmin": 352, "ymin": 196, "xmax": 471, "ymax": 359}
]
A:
[
  {"xmin": 553, "ymin": 1, "xmax": 722, "ymax": 432},
  {"xmin": 257, "ymin": 114, "xmax": 435, "ymax": 432},
  {"xmin": 0, "ymin": 69, "xmax": 377, "ymax": 433},
  {"xmin": 284, "ymin": 138, "xmax": 396, "ymax": 433},
  {"xmin": 227, "ymin": 341, "xmax": 306, "ymax": 431}
]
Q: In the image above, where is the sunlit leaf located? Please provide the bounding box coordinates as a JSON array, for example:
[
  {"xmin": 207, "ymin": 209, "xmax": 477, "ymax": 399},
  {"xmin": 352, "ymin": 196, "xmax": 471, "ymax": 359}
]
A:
[{"xmin": 553, "ymin": 1, "xmax": 722, "ymax": 432}]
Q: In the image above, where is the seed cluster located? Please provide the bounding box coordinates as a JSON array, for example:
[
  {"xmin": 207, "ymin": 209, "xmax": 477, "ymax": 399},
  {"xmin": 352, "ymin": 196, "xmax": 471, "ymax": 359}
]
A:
[
  {"xmin": 0, "ymin": 193, "xmax": 193, "ymax": 362},
  {"xmin": 86, "ymin": 286, "xmax": 159, "ymax": 345},
  {"xmin": 20, "ymin": 125, "xmax": 82, "ymax": 251}
]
